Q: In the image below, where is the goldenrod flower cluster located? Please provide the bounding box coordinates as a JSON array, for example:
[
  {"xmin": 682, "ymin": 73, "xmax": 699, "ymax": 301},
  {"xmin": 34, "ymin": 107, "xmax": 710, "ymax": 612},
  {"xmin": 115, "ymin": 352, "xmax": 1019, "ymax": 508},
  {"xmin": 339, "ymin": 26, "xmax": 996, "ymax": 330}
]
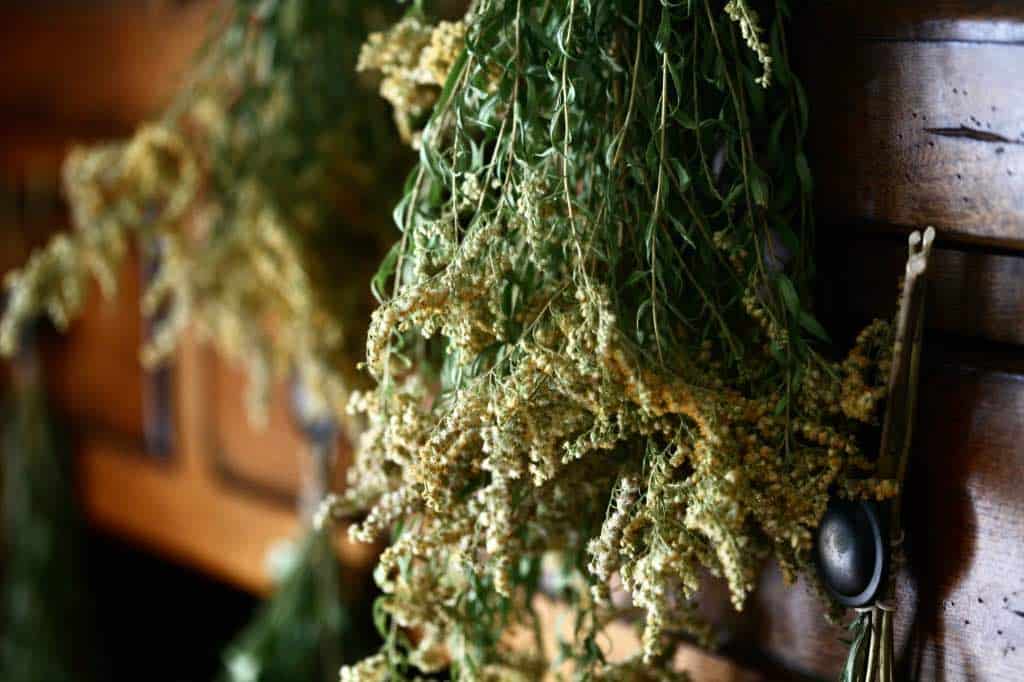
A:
[
  {"xmin": 359, "ymin": 18, "xmax": 467, "ymax": 147},
  {"xmin": 724, "ymin": 0, "xmax": 774, "ymax": 87},
  {"xmin": 1, "ymin": 127, "xmax": 196, "ymax": 356}
]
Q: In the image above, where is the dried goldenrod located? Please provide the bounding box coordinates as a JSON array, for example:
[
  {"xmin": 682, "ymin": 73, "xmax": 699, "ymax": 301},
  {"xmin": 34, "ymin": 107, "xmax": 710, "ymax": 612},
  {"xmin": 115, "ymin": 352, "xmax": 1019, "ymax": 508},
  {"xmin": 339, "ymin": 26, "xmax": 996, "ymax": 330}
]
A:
[
  {"xmin": 1, "ymin": 1, "xmax": 410, "ymax": 425},
  {"xmin": 358, "ymin": 17, "xmax": 467, "ymax": 147},
  {"xmin": 332, "ymin": 1, "xmax": 895, "ymax": 679}
]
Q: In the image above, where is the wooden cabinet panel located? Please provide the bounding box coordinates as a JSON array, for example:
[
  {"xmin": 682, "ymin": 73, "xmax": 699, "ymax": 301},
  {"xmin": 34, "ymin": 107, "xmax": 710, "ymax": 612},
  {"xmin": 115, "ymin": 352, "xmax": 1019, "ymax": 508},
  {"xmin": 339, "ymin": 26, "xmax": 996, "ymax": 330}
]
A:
[
  {"xmin": 207, "ymin": 351, "xmax": 351, "ymax": 507},
  {"xmin": 77, "ymin": 329, "xmax": 377, "ymax": 595},
  {"xmin": 0, "ymin": 1, "xmax": 381, "ymax": 597},
  {"xmin": 209, "ymin": 357, "xmax": 307, "ymax": 503},
  {"xmin": 804, "ymin": 1, "xmax": 1024, "ymax": 44},
  {"xmin": 41, "ymin": 254, "xmax": 148, "ymax": 445},
  {"xmin": 0, "ymin": 2, "xmax": 214, "ymax": 135},
  {"xmin": 802, "ymin": 38, "xmax": 1024, "ymax": 247},
  {"xmin": 740, "ymin": 353, "xmax": 1024, "ymax": 680},
  {"xmin": 821, "ymin": 234, "xmax": 1024, "ymax": 347}
]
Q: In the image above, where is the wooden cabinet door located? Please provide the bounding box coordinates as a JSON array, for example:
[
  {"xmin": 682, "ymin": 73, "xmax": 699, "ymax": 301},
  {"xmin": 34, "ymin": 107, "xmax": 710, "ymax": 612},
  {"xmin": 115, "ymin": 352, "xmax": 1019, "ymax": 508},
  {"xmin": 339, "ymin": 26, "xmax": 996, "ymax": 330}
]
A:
[{"xmin": 731, "ymin": 3, "xmax": 1024, "ymax": 679}]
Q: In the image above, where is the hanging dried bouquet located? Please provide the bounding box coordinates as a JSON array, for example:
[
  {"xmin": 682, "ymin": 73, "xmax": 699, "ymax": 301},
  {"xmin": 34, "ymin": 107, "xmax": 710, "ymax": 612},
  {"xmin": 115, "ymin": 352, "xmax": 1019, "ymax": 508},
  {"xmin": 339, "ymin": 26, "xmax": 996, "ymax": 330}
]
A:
[
  {"xmin": 0, "ymin": 1, "xmax": 412, "ymax": 679},
  {"xmin": 326, "ymin": 0, "xmax": 897, "ymax": 679},
  {"xmin": 0, "ymin": 0, "xmax": 410, "ymax": 423},
  {"xmin": 0, "ymin": 0, "xmax": 906, "ymax": 679}
]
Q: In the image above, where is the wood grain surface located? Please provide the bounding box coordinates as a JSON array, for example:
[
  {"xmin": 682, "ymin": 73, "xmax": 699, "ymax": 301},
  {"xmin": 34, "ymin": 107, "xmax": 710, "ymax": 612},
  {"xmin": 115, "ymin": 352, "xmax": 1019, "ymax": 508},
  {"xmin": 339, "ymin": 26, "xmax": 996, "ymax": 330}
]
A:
[
  {"xmin": 743, "ymin": 351, "xmax": 1024, "ymax": 680},
  {"xmin": 0, "ymin": 2, "xmax": 215, "ymax": 136},
  {"xmin": 820, "ymin": 234, "xmax": 1024, "ymax": 348},
  {"xmin": 745, "ymin": 3, "xmax": 1024, "ymax": 679},
  {"xmin": 207, "ymin": 349, "xmax": 352, "ymax": 508},
  {"xmin": 803, "ymin": 1, "xmax": 1024, "ymax": 44},
  {"xmin": 801, "ymin": 38, "xmax": 1024, "ymax": 247}
]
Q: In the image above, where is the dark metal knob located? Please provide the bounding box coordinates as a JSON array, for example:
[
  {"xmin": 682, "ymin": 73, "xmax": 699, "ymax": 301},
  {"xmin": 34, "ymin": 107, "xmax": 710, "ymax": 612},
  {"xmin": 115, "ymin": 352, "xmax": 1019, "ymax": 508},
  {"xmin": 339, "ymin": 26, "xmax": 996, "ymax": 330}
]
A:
[{"xmin": 814, "ymin": 498, "xmax": 887, "ymax": 607}]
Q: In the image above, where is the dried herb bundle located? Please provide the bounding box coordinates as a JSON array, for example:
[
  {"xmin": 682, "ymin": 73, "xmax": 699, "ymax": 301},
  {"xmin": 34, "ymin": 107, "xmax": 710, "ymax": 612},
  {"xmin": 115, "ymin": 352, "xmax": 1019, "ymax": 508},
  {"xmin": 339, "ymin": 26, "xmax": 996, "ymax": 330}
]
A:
[
  {"xmin": 328, "ymin": 1, "xmax": 895, "ymax": 678},
  {"xmin": 1, "ymin": 356, "xmax": 103, "ymax": 681},
  {"xmin": 0, "ymin": 0, "xmax": 409, "ymax": 422}
]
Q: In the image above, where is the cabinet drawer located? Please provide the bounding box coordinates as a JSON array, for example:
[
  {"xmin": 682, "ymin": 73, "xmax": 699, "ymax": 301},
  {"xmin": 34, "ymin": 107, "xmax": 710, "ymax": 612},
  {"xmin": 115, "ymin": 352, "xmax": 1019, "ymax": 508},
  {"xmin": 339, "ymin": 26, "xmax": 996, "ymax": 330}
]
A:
[
  {"xmin": 821, "ymin": 235, "xmax": 1024, "ymax": 348},
  {"xmin": 746, "ymin": 352, "xmax": 1024, "ymax": 680},
  {"xmin": 799, "ymin": 4, "xmax": 1024, "ymax": 248}
]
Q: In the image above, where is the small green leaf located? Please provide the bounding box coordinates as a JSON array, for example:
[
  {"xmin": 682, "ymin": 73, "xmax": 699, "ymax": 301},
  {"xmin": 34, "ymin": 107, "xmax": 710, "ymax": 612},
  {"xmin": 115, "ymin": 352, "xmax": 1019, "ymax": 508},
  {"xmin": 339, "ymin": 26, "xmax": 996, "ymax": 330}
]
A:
[
  {"xmin": 673, "ymin": 109, "xmax": 698, "ymax": 130},
  {"xmin": 776, "ymin": 273, "xmax": 800, "ymax": 314},
  {"xmin": 799, "ymin": 311, "xmax": 831, "ymax": 343},
  {"xmin": 751, "ymin": 171, "xmax": 769, "ymax": 207},
  {"xmin": 371, "ymin": 242, "xmax": 401, "ymax": 303},
  {"xmin": 669, "ymin": 158, "xmax": 691, "ymax": 190},
  {"xmin": 722, "ymin": 183, "xmax": 744, "ymax": 209},
  {"xmin": 795, "ymin": 153, "xmax": 813, "ymax": 193},
  {"xmin": 624, "ymin": 269, "xmax": 649, "ymax": 288}
]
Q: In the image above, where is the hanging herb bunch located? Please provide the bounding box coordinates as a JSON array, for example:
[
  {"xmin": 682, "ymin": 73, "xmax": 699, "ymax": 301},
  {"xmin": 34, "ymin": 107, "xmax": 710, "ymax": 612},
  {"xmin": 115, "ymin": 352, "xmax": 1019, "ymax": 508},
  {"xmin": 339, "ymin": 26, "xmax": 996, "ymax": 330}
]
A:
[
  {"xmin": 1, "ymin": 349, "xmax": 104, "ymax": 682},
  {"xmin": 326, "ymin": 0, "xmax": 896, "ymax": 678},
  {"xmin": 0, "ymin": 0, "xmax": 410, "ymax": 422}
]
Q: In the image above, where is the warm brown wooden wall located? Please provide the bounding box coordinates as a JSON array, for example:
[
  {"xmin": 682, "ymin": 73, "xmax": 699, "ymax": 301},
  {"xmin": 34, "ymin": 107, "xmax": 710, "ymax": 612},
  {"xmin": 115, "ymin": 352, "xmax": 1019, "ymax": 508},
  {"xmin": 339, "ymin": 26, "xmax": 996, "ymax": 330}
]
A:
[{"xmin": 724, "ymin": 2, "xmax": 1024, "ymax": 680}]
